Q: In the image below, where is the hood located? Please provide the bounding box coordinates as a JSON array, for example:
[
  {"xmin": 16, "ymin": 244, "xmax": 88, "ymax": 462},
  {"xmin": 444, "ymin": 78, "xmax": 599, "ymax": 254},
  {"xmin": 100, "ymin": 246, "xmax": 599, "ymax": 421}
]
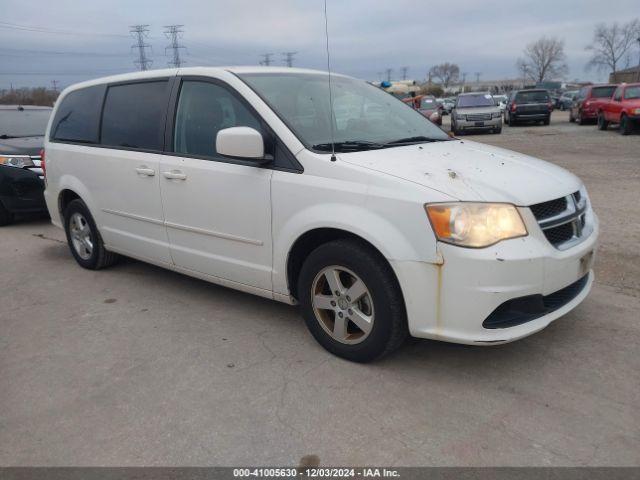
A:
[
  {"xmin": 623, "ymin": 99, "xmax": 640, "ymax": 108},
  {"xmin": 340, "ymin": 140, "xmax": 581, "ymax": 206},
  {"xmin": 455, "ymin": 106, "xmax": 500, "ymax": 115},
  {"xmin": 0, "ymin": 136, "xmax": 44, "ymax": 156}
]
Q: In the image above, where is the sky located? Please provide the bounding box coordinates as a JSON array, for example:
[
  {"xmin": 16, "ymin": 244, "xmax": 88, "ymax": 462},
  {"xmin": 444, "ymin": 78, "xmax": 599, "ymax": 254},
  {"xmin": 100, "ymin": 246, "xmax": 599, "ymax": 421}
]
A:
[{"xmin": 1, "ymin": 0, "xmax": 639, "ymax": 90}]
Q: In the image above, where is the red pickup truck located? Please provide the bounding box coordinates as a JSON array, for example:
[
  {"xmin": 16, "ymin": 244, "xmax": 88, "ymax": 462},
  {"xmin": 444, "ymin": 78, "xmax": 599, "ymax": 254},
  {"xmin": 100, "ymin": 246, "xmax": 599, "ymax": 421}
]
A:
[{"xmin": 597, "ymin": 83, "xmax": 640, "ymax": 135}]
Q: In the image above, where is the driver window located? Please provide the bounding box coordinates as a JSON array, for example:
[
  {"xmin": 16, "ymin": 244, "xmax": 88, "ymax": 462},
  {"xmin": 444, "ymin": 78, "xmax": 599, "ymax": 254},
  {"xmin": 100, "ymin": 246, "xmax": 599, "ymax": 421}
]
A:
[{"xmin": 174, "ymin": 81, "xmax": 261, "ymax": 157}]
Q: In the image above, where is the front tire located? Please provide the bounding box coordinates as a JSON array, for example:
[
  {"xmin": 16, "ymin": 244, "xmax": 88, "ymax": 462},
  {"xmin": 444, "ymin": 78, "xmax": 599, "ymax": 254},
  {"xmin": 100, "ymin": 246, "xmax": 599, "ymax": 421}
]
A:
[
  {"xmin": 620, "ymin": 114, "xmax": 632, "ymax": 135},
  {"xmin": 64, "ymin": 199, "xmax": 118, "ymax": 270},
  {"xmin": 297, "ymin": 239, "xmax": 407, "ymax": 362}
]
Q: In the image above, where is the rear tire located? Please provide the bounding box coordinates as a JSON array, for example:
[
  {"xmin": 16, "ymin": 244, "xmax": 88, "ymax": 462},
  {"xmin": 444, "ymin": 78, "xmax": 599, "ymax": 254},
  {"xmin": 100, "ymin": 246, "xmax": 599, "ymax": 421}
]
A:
[
  {"xmin": 297, "ymin": 239, "xmax": 407, "ymax": 363},
  {"xmin": 63, "ymin": 199, "xmax": 118, "ymax": 270},
  {"xmin": 620, "ymin": 114, "xmax": 632, "ymax": 135},
  {"xmin": 543, "ymin": 116, "xmax": 550, "ymax": 126},
  {"xmin": 569, "ymin": 111, "xmax": 575, "ymax": 122},
  {"xmin": 0, "ymin": 201, "xmax": 13, "ymax": 226},
  {"xmin": 597, "ymin": 112, "xmax": 608, "ymax": 131}
]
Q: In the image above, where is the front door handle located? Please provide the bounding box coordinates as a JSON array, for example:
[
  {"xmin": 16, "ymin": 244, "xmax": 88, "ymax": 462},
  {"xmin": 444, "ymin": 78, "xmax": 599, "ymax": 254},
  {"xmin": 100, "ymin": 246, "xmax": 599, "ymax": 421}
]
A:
[
  {"xmin": 135, "ymin": 166, "xmax": 155, "ymax": 176},
  {"xmin": 163, "ymin": 170, "xmax": 187, "ymax": 180}
]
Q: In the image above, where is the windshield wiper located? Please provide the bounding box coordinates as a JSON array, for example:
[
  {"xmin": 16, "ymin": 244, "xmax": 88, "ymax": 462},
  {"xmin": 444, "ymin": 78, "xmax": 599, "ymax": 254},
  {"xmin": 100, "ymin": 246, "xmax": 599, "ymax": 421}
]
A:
[
  {"xmin": 384, "ymin": 136, "xmax": 446, "ymax": 146},
  {"xmin": 312, "ymin": 140, "xmax": 385, "ymax": 152}
]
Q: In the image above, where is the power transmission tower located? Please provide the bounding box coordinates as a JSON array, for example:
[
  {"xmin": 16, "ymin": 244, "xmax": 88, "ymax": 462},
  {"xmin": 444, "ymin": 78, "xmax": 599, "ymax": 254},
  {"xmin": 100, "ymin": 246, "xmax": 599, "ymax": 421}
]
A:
[
  {"xmin": 51, "ymin": 80, "xmax": 59, "ymax": 93},
  {"xmin": 164, "ymin": 25, "xmax": 186, "ymax": 68},
  {"xmin": 385, "ymin": 68, "xmax": 393, "ymax": 82},
  {"xmin": 260, "ymin": 53, "xmax": 274, "ymax": 66},
  {"xmin": 130, "ymin": 25, "xmax": 152, "ymax": 71},
  {"xmin": 475, "ymin": 72, "xmax": 481, "ymax": 83},
  {"xmin": 401, "ymin": 66, "xmax": 409, "ymax": 80},
  {"xmin": 462, "ymin": 72, "xmax": 468, "ymax": 84},
  {"xmin": 281, "ymin": 51, "xmax": 297, "ymax": 67}
]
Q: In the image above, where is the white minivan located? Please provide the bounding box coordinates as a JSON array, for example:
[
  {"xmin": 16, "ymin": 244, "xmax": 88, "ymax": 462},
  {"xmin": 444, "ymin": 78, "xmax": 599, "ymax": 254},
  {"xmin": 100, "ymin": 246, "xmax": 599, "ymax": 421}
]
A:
[{"xmin": 43, "ymin": 67, "xmax": 598, "ymax": 362}]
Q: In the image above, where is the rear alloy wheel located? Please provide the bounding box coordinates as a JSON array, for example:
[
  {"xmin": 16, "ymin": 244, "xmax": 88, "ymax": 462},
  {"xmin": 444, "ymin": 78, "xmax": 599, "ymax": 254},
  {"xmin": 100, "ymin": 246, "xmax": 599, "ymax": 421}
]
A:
[
  {"xmin": 64, "ymin": 199, "xmax": 118, "ymax": 270},
  {"xmin": 298, "ymin": 239, "xmax": 407, "ymax": 362},
  {"xmin": 597, "ymin": 112, "xmax": 608, "ymax": 131},
  {"xmin": 620, "ymin": 114, "xmax": 632, "ymax": 135},
  {"xmin": 0, "ymin": 201, "xmax": 13, "ymax": 226},
  {"xmin": 576, "ymin": 112, "xmax": 584, "ymax": 125}
]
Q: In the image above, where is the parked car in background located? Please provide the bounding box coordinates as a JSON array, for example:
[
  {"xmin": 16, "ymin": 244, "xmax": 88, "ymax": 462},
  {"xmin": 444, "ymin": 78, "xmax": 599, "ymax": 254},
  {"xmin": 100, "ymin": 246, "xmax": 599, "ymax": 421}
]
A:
[
  {"xmin": 401, "ymin": 94, "xmax": 442, "ymax": 125},
  {"xmin": 451, "ymin": 92, "xmax": 502, "ymax": 134},
  {"xmin": 493, "ymin": 94, "xmax": 508, "ymax": 112},
  {"xmin": 570, "ymin": 84, "xmax": 617, "ymax": 124},
  {"xmin": 0, "ymin": 105, "xmax": 51, "ymax": 226},
  {"xmin": 418, "ymin": 95, "xmax": 442, "ymax": 125},
  {"xmin": 43, "ymin": 67, "xmax": 597, "ymax": 362},
  {"xmin": 557, "ymin": 90, "xmax": 578, "ymax": 111},
  {"xmin": 442, "ymin": 97, "xmax": 455, "ymax": 114},
  {"xmin": 504, "ymin": 89, "xmax": 553, "ymax": 126},
  {"xmin": 597, "ymin": 83, "xmax": 640, "ymax": 135}
]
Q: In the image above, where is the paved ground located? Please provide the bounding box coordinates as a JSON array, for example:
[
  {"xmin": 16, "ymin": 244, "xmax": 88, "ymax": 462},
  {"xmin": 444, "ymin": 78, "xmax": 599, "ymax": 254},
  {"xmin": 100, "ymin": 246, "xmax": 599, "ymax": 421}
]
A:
[{"xmin": 1, "ymin": 111, "xmax": 639, "ymax": 466}]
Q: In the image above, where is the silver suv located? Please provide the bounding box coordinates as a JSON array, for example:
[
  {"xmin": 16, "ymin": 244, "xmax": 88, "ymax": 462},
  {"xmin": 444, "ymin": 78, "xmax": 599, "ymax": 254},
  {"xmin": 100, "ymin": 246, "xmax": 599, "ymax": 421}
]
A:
[{"xmin": 451, "ymin": 92, "xmax": 502, "ymax": 135}]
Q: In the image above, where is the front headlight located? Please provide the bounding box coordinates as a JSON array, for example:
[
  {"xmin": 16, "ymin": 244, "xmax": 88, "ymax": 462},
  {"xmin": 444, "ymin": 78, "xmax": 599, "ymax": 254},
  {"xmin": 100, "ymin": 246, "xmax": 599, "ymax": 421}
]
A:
[
  {"xmin": 492, "ymin": 111, "xmax": 502, "ymax": 118},
  {"xmin": 456, "ymin": 114, "xmax": 465, "ymax": 120},
  {"xmin": 425, "ymin": 202, "xmax": 527, "ymax": 248},
  {"xmin": 634, "ymin": 108, "xmax": 640, "ymax": 115},
  {"xmin": 0, "ymin": 155, "xmax": 34, "ymax": 168}
]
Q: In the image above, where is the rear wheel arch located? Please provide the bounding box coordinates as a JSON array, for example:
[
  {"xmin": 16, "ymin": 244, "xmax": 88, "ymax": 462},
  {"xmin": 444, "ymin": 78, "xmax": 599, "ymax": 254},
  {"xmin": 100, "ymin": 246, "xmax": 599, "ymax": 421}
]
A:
[{"xmin": 58, "ymin": 189, "xmax": 82, "ymax": 217}]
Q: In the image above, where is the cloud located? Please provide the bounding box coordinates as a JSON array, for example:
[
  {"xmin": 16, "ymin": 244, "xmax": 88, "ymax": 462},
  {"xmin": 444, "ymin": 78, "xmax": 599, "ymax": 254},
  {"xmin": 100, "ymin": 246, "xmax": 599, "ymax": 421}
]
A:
[{"xmin": 0, "ymin": 0, "xmax": 637, "ymax": 88}]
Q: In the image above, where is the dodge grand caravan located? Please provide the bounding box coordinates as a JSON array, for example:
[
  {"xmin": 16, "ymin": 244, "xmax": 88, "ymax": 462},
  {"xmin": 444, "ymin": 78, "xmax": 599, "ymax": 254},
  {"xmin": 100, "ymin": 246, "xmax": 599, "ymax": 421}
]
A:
[{"xmin": 43, "ymin": 67, "xmax": 598, "ymax": 362}]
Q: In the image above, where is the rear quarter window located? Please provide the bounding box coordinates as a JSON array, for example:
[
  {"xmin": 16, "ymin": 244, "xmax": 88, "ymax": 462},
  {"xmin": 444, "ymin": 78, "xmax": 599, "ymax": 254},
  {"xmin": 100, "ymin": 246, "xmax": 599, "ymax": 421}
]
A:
[
  {"xmin": 592, "ymin": 86, "xmax": 616, "ymax": 98},
  {"xmin": 50, "ymin": 85, "xmax": 105, "ymax": 143},
  {"xmin": 100, "ymin": 80, "xmax": 169, "ymax": 151}
]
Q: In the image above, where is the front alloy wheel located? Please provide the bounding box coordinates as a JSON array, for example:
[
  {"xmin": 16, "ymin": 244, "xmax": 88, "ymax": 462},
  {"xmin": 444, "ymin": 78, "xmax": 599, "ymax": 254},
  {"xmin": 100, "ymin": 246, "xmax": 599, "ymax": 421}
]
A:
[{"xmin": 311, "ymin": 266, "xmax": 374, "ymax": 344}]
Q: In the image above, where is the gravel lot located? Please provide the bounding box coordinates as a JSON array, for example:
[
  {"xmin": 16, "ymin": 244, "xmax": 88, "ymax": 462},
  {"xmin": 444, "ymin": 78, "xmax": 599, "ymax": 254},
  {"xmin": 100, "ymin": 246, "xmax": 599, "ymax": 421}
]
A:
[{"xmin": 1, "ymin": 111, "xmax": 638, "ymax": 466}]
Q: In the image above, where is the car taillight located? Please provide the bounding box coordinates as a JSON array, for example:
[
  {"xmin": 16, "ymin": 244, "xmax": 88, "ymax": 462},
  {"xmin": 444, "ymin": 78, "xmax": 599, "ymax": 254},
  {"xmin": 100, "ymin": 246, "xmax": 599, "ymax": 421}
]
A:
[
  {"xmin": 40, "ymin": 148, "xmax": 46, "ymax": 177},
  {"xmin": 547, "ymin": 102, "xmax": 554, "ymax": 111},
  {"xmin": 510, "ymin": 103, "xmax": 517, "ymax": 112}
]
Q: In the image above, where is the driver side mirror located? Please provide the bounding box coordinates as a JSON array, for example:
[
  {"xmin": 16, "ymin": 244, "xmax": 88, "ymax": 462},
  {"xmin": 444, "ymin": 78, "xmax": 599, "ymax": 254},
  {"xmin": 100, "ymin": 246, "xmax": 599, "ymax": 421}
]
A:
[{"xmin": 216, "ymin": 127, "xmax": 269, "ymax": 163}]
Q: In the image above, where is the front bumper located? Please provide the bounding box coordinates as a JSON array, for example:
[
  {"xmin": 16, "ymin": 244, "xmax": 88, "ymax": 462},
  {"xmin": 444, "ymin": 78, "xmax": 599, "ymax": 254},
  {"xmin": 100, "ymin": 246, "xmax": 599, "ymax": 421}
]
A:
[
  {"xmin": 391, "ymin": 209, "xmax": 599, "ymax": 345},
  {"xmin": 0, "ymin": 165, "xmax": 47, "ymax": 214},
  {"xmin": 456, "ymin": 117, "xmax": 501, "ymax": 130}
]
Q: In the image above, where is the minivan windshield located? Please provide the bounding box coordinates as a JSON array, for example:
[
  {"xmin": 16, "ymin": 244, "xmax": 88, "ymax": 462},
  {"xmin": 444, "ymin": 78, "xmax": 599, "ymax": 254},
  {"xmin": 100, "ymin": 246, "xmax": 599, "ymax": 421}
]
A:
[
  {"xmin": 0, "ymin": 108, "xmax": 51, "ymax": 138},
  {"xmin": 237, "ymin": 72, "xmax": 450, "ymax": 151},
  {"xmin": 456, "ymin": 94, "xmax": 495, "ymax": 108}
]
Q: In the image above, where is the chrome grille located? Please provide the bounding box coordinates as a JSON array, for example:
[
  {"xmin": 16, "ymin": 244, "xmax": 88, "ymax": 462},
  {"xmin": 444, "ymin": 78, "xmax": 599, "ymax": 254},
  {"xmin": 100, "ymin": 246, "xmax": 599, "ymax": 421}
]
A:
[
  {"xmin": 27, "ymin": 155, "xmax": 44, "ymax": 178},
  {"xmin": 466, "ymin": 113, "xmax": 492, "ymax": 121},
  {"xmin": 530, "ymin": 191, "xmax": 589, "ymax": 250}
]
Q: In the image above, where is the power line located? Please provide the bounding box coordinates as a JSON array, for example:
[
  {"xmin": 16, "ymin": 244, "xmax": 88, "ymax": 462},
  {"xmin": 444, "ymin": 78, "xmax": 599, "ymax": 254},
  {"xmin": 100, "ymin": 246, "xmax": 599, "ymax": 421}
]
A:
[
  {"xmin": 130, "ymin": 25, "xmax": 152, "ymax": 71},
  {"xmin": 281, "ymin": 51, "xmax": 297, "ymax": 67},
  {"xmin": 259, "ymin": 53, "xmax": 274, "ymax": 66},
  {"xmin": 164, "ymin": 25, "xmax": 186, "ymax": 68},
  {"xmin": 0, "ymin": 47, "xmax": 130, "ymax": 57},
  {"xmin": 0, "ymin": 21, "xmax": 129, "ymax": 38}
]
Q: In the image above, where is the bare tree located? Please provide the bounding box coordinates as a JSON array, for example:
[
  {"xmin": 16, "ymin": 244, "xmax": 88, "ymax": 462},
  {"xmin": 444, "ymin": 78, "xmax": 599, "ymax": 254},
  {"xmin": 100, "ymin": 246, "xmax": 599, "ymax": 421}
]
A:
[
  {"xmin": 586, "ymin": 19, "xmax": 640, "ymax": 74},
  {"xmin": 518, "ymin": 37, "xmax": 568, "ymax": 83},
  {"xmin": 428, "ymin": 63, "xmax": 460, "ymax": 88}
]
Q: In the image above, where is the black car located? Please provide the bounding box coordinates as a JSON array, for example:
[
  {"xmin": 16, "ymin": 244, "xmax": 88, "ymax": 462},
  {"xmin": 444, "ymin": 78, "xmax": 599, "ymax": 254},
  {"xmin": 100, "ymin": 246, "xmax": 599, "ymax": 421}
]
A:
[
  {"xmin": 0, "ymin": 105, "xmax": 52, "ymax": 225},
  {"xmin": 504, "ymin": 89, "xmax": 553, "ymax": 126}
]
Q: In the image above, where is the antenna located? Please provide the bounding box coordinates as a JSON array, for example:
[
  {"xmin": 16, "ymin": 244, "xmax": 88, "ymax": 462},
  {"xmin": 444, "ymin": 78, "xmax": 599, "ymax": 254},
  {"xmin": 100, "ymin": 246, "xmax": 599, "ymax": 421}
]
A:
[{"xmin": 323, "ymin": 0, "xmax": 336, "ymax": 162}]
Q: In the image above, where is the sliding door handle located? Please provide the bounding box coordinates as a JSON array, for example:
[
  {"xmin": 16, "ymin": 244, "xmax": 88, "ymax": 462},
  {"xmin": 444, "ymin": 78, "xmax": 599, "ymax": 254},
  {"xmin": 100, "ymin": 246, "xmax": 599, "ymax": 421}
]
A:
[
  {"xmin": 163, "ymin": 170, "xmax": 187, "ymax": 180},
  {"xmin": 135, "ymin": 167, "xmax": 156, "ymax": 176}
]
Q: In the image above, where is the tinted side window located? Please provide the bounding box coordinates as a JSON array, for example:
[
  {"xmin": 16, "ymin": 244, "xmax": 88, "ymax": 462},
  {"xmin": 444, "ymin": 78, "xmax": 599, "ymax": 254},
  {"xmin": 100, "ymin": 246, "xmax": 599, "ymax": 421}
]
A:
[
  {"xmin": 101, "ymin": 81, "xmax": 169, "ymax": 150},
  {"xmin": 50, "ymin": 85, "xmax": 104, "ymax": 143},
  {"xmin": 174, "ymin": 81, "xmax": 261, "ymax": 158},
  {"xmin": 592, "ymin": 86, "xmax": 616, "ymax": 98}
]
